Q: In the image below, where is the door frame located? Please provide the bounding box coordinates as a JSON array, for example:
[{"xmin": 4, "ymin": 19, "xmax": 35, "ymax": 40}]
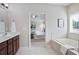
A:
[
  {"xmin": 28, "ymin": 13, "xmax": 46, "ymax": 48},
  {"xmin": 28, "ymin": 13, "xmax": 31, "ymax": 48}
]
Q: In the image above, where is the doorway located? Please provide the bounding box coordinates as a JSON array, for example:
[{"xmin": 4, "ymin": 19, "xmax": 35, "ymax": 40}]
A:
[{"xmin": 29, "ymin": 14, "xmax": 46, "ymax": 47}]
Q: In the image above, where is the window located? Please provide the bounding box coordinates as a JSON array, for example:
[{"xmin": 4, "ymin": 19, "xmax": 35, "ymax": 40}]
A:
[
  {"xmin": 73, "ymin": 20, "xmax": 79, "ymax": 29},
  {"xmin": 70, "ymin": 13, "xmax": 79, "ymax": 33}
]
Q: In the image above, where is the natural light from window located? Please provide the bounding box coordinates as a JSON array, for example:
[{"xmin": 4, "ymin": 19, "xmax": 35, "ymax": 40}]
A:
[{"xmin": 70, "ymin": 13, "xmax": 79, "ymax": 34}]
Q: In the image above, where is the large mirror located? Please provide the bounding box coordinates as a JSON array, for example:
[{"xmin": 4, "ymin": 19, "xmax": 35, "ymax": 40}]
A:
[
  {"xmin": 0, "ymin": 9, "xmax": 6, "ymax": 33},
  {"xmin": 0, "ymin": 16, "xmax": 5, "ymax": 33},
  {"xmin": 0, "ymin": 4, "xmax": 8, "ymax": 36}
]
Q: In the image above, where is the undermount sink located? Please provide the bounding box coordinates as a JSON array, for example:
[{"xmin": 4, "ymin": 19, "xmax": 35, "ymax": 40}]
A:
[
  {"xmin": 0, "ymin": 32, "xmax": 19, "ymax": 38},
  {"xmin": 0, "ymin": 32, "xmax": 11, "ymax": 37},
  {"xmin": 0, "ymin": 33, "xmax": 5, "ymax": 37}
]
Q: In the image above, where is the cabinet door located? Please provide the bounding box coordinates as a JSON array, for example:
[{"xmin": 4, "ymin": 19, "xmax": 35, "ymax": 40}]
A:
[
  {"xmin": 13, "ymin": 35, "xmax": 19, "ymax": 54},
  {"xmin": 16, "ymin": 36, "xmax": 19, "ymax": 51},
  {"xmin": 13, "ymin": 38, "xmax": 17, "ymax": 54},
  {"xmin": 0, "ymin": 41, "xmax": 7, "ymax": 55},
  {"xmin": 0, "ymin": 47, "xmax": 7, "ymax": 55},
  {"xmin": 7, "ymin": 39, "xmax": 13, "ymax": 55}
]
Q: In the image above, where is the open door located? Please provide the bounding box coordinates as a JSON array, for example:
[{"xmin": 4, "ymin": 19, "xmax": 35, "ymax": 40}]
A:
[{"xmin": 29, "ymin": 14, "xmax": 46, "ymax": 47}]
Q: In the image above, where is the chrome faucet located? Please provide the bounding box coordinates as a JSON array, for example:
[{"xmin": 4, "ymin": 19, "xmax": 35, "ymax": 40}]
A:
[{"xmin": 5, "ymin": 32, "xmax": 7, "ymax": 35}]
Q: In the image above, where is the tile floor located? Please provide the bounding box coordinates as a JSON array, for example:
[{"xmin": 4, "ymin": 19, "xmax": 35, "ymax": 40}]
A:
[
  {"xmin": 16, "ymin": 47, "xmax": 58, "ymax": 55},
  {"xmin": 16, "ymin": 39, "xmax": 58, "ymax": 55},
  {"xmin": 31, "ymin": 39, "xmax": 46, "ymax": 47}
]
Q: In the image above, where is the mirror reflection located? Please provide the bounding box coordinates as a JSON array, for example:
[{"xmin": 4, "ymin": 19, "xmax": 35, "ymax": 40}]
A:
[
  {"xmin": 0, "ymin": 18, "xmax": 5, "ymax": 33},
  {"xmin": 0, "ymin": 4, "xmax": 8, "ymax": 36}
]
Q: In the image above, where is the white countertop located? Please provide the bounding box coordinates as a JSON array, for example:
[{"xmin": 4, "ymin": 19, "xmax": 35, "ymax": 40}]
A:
[{"xmin": 0, "ymin": 32, "xmax": 20, "ymax": 43}]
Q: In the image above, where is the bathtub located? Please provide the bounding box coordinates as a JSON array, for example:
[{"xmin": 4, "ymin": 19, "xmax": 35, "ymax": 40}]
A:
[
  {"xmin": 49, "ymin": 38, "xmax": 79, "ymax": 55},
  {"xmin": 54, "ymin": 38, "xmax": 79, "ymax": 55}
]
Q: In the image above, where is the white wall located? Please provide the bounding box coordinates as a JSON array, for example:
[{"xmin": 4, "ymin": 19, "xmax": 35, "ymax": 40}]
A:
[
  {"xmin": 46, "ymin": 5, "xmax": 67, "ymax": 42},
  {"xmin": 67, "ymin": 3, "xmax": 79, "ymax": 40},
  {"xmin": 8, "ymin": 3, "xmax": 67, "ymax": 47}
]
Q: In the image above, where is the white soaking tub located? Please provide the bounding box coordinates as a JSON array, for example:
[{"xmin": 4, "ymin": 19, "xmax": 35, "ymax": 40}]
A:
[{"xmin": 55, "ymin": 38, "xmax": 79, "ymax": 55}]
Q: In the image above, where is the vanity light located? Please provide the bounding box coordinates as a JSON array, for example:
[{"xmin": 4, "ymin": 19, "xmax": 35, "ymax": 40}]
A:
[
  {"xmin": 4, "ymin": 3, "xmax": 8, "ymax": 8},
  {"xmin": 1, "ymin": 3, "xmax": 8, "ymax": 8},
  {"xmin": 32, "ymin": 15, "xmax": 38, "ymax": 19},
  {"xmin": 5, "ymin": 4, "xmax": 8, "ymax": 7},
  {"xmin": 32, "ymin": 15, "xmax": 36, "ymax": 18}
]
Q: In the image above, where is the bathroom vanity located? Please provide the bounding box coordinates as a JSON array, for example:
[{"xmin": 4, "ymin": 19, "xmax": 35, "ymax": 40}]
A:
[
  {"xmin": 0, "ymin": 33, "xmax": 19, "ymax": 55},
  {"xmin": 0, "ymin": 4, "xmax": 19, "ymax": 55}
]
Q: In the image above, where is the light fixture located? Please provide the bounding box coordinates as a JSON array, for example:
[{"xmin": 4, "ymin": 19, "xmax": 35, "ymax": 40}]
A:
[
  {"xmin": 4, "ymin": 3, "xmax": 8, "ymax": 7},
  {"xmin": 32, "ymin": 15, "xmax": 38, "ymax": 19},
  {"xmin": 4, "ymin": 3, "xmax": 8, "ymax": 8},
  {"xmin": 1, "ymin": 3, "xmax": 8, "ymax": 8}
]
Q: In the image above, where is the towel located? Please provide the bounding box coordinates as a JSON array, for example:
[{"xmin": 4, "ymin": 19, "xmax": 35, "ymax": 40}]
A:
[{"xmin": 61, "ymin": 44, "xmax": 75, "ymax": 55}]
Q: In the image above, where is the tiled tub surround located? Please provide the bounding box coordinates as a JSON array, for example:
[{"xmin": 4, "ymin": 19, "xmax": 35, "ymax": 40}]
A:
[
  {"xmin": 0, "ymin": 32, "xmax": 19, "ymax": 55},
  {"xmin": 48, "ymin": 38, "xmax": 79, "ymax": 55}
]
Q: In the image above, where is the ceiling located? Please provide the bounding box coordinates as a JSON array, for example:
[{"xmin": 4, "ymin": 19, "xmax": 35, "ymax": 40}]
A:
[{"xmin": 52, "ymin": 3, "xmax": 71, "ymax": 6}]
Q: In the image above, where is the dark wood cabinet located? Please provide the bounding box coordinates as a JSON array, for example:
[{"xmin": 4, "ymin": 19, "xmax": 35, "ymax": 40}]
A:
[
  {"xmin": 7, "ymin": 39, "xmax": 13, "ymax": 55},
  {"xmin": 13, "ymin": 39, "xmax": 17, "ymax": 54},
  {"xmin": 0, "ymin": 47, "xmax": 7, "ymax": 55},
  {"xmin": 13, "ymin": 35, "xmax": 19, "ymax": 54},
  {"xmin": 0, "ymin": 35, "xmax": 19, "ymax": 55},
  {"xmin": 0, "ymin": 41, "xmax": 7, "ymax": 55},
  {"xmin": 16, "ymin": 36, "xmax": 19, "ymax": 51}
]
